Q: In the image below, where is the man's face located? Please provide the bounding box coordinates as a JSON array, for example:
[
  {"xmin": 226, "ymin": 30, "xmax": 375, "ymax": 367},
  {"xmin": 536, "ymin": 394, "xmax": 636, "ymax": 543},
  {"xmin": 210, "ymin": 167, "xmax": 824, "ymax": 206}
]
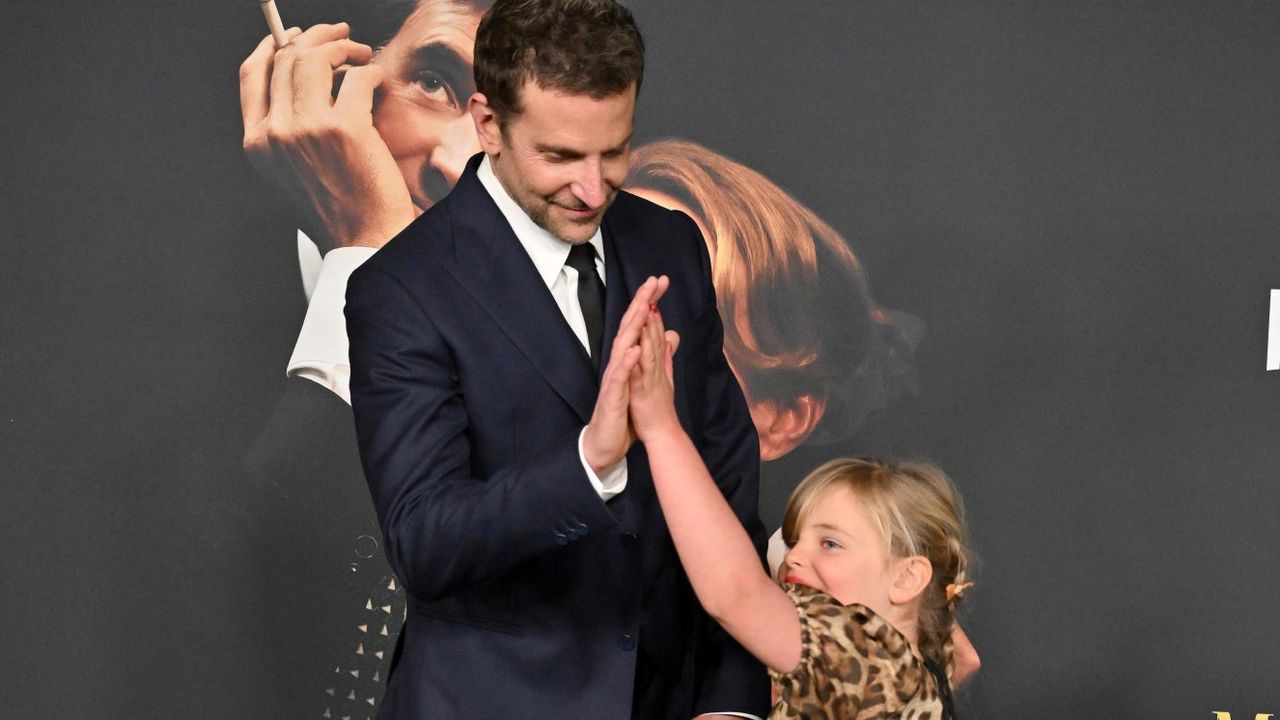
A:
[
  {"xmin": 476, "ymin": 82, "xmax": 636, "ymax": 245},
  {"xmin": 372, "ymin": 0, "xmax": 486, "ymax": 210}
]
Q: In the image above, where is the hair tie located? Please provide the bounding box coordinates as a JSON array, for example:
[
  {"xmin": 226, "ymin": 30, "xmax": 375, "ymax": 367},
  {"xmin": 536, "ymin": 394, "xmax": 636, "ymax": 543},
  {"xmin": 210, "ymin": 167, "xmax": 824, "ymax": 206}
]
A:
[{"xmin": 945, "ymin": 582, "xmax": 974, "ymax": 603}]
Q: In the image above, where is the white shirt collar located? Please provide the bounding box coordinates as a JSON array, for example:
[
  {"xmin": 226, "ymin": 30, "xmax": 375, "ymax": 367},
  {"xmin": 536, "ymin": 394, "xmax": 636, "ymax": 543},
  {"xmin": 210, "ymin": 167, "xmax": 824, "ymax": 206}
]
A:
[{"xmin": 477, "ymin": 154, "xmax": 605, "ymax": 289}]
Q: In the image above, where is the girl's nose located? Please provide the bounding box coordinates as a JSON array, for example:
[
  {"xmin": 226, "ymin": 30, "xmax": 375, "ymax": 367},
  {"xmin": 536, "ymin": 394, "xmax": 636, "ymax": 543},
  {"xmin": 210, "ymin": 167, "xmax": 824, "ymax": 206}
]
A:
[{"xmin": 783, "ymin": 546, "xmax": 803, "ymax": 567}]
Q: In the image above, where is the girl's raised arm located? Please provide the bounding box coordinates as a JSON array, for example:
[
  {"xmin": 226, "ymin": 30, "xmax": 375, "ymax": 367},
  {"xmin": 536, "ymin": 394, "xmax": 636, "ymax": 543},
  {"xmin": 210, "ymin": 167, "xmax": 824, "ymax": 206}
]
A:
[{"xmin": 627, "ymin": 306, "xmax": 802, "ymax": 674}]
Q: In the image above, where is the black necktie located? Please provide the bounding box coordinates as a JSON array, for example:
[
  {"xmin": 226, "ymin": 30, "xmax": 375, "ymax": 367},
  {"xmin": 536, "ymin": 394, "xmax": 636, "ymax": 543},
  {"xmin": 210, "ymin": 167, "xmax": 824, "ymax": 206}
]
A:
[{"xmin": 565, "ymin": 243, "xmax": 604, "ymax": 370}]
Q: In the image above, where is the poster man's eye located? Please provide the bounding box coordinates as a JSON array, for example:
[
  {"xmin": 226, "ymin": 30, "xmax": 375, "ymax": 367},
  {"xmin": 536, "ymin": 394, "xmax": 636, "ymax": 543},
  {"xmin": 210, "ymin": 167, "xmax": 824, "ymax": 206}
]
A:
[{"xmin": 415, "ymin": 70, "xmax": 458, "ymax": 108}]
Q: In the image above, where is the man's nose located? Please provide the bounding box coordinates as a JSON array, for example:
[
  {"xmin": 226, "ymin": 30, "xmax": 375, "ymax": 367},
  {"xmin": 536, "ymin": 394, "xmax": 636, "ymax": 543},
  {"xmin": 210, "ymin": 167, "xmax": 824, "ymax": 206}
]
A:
[
  {"xmin": 570, "ymin": 158, "xmax": 607, "ymax": 209},
  {"xmin": 428, "ymin": 114, "xmax": 482, "ymax": 187}
]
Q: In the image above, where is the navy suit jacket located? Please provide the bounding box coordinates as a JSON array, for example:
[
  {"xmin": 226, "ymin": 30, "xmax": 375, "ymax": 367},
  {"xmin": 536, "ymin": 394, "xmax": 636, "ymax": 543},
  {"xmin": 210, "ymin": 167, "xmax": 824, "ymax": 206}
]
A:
[{"xmin": 346, "ymin": 155, "xmax": 769, "ymax": 719}]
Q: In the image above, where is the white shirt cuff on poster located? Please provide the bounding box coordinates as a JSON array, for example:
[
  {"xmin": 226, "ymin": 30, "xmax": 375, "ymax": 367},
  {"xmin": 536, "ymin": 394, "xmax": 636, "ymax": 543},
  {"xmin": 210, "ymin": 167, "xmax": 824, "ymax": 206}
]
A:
[
  {"xmin": 288, "ymin": 231, "xmax": 626, "ymax": 500},
  {"xmin": 289, "ymin": 237, "xmax": 374, "ymax": 405}
]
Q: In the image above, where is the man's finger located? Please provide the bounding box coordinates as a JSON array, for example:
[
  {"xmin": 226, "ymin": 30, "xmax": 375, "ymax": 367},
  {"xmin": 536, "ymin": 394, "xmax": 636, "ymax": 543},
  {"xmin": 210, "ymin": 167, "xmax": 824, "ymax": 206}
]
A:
[
  {"xmin": 332, "ymin": 63, "xmax": 386, "ymax": 120},
  {"xmin": 266, "ymin": 30, "xmax": 302, "ymax": 128},
  {"xmin": 293, "ymin": 39, "xmax": 375, "ymax": 115},
  {"xmin": 240, "ymin": 28, "xmax": 302, "ymax": 129},
  {"xmin": 644, "ymin": 304, "xmax": 666, "ymax": 370},
  {"xmin": 624, "ymin": 276, "xmax": 669, "ymax": 343},
  {"xmin": 618, "ymin": 346, "xmax": 641, "ymax": 387},
  {"xmin": 642, "ymin": 275, "xmax": 670, "ymax": 313},
  {"xmin": 611, "ymin": 276, "xmax": 658, "ymax": 354},
  {"xmin": 285, "ymin": 21, "xmax": 353, "ymax": 49},
  {"xmin": 267, "ymin": 24, "xmax": 353, "ymax": 127},
  {"xmin": 239, "ymin": 33, "xmax": 278, "ymax": 129},
  {"xmin": 600, "ymin": 340, "xmax": 640, "ymax": 403}
]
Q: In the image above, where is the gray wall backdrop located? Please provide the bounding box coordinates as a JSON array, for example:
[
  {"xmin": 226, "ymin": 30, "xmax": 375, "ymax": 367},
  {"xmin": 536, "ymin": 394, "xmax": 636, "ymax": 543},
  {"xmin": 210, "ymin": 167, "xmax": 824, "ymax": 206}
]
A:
[{"xmin": 2, "ymin": 1, "xmax": 1278, "ymax": 718}]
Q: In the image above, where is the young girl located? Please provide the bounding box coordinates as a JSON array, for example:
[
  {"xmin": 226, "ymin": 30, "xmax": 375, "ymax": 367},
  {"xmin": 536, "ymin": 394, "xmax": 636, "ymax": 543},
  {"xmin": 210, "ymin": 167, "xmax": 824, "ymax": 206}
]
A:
[{"xmin": 616, "ymin": 296, "xmax": 971, "ymax": 719}]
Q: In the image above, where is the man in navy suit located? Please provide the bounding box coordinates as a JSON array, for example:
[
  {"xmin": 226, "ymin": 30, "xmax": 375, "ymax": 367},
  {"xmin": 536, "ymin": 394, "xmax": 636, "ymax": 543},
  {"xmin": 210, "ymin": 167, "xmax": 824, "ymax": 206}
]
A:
[{"xmin": 345, "ymin": 1, "xmax": 769, "ymax": 717}]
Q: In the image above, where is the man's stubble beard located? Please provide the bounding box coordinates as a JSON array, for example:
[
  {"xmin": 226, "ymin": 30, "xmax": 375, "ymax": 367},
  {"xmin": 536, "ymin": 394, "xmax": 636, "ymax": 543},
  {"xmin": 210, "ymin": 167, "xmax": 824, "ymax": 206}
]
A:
[{"xmin": 522, "ymin": 191, "xmax": 615, "ymax": 246}]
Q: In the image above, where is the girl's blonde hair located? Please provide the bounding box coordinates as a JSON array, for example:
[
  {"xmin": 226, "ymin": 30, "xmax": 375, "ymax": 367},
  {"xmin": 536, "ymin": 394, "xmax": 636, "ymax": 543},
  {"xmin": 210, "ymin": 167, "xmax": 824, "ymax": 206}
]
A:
[{"xmin": 780, "ymin": 457, "xmax": 971, "ymax": 675}]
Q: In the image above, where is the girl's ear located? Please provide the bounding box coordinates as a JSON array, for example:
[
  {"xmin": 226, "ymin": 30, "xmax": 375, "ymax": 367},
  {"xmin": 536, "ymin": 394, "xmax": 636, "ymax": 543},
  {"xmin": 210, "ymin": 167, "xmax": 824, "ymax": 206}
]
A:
[{"xmin": 889, "ymin": 555, "xmax": 933, "ymax": 605}]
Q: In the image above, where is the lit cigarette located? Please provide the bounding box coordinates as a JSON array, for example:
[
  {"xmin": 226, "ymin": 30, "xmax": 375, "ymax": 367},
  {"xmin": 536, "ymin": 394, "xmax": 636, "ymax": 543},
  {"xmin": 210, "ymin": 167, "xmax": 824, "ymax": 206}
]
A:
[{"xmin": 261, "ymin": 0, "xmax": 289, "ymax": 48}]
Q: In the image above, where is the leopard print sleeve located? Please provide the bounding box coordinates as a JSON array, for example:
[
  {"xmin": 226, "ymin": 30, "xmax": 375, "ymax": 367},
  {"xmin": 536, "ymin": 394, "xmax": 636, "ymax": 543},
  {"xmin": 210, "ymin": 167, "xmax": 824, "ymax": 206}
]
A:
[{"xmin": 767, "ymin": 584, "xmax": 944, "ymax": 720}]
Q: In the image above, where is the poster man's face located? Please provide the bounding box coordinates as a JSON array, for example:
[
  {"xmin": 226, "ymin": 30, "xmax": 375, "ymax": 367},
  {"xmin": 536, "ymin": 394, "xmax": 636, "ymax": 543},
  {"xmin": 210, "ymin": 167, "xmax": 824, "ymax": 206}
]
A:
[
  {"xmin": 371, "ymin": 0, "xmax": 487, "ymax": 210},
  {"xmin": 627, "ymin": 184, "xmax": 826, "ymax": 462},
  {"xmin": 627, "ymin": 188, "xmax": 776, "ymax": 442}
]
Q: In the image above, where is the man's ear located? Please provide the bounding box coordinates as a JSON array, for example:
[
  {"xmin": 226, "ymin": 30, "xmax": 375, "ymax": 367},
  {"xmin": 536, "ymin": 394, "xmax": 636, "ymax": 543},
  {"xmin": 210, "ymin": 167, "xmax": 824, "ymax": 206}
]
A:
[
  {"xmin": 750, "ymin": 395, "xmax": 825, "ymax": 461},
  {"xmin": 468, "ymin": 93, "xmax": 502, "ymax": 154},
  {"xmin": 889, "ymin": 555, "xmax": 932, "ymax": 605}
]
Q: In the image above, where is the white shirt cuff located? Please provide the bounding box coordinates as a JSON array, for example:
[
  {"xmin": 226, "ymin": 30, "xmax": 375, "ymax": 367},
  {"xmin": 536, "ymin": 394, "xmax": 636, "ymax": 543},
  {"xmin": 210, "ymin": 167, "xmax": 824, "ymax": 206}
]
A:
[
  {"xmin": 696, "ymin": 714, "xmax": 764, "ymax": 720},
  {"xmin": 576, "ymin": 427, "xmax": 628, "ymax": 501},
  {"xmin": 286, "ymin": 245, "xmax": 378, "ymax": 405},
  {"xmin": 296, "ymin": 229, "xmax": 324, "ymax": 301}
]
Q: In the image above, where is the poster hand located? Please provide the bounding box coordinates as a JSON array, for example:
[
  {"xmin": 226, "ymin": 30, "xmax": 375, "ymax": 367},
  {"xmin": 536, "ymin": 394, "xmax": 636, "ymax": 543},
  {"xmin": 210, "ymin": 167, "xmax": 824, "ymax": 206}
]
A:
[{"xmin": 240, "ymin": 23, "xmax": 416, "ymax": 253}]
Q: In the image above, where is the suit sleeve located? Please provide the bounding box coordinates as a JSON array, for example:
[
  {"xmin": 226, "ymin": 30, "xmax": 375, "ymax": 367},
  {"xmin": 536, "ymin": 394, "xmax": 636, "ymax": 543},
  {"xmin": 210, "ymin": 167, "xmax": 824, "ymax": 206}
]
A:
[
  {"xmin": 673, "ymin": 212, "xmax": 772, "ymax": 717},
  {"xmin": 344, "ymin": 264, "xmax": 619, "ymax": 602}
]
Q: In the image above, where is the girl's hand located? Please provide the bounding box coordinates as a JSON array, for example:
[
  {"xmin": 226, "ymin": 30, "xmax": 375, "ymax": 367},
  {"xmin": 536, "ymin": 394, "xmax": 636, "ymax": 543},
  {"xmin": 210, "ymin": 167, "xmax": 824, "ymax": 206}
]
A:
[
  {"xmin": 627, "ymin": 301, "xmax": 682, "ymax": 441},
  {"xmin": 951, "ymin": 625, "xmax": 981, "ymax": 686}
]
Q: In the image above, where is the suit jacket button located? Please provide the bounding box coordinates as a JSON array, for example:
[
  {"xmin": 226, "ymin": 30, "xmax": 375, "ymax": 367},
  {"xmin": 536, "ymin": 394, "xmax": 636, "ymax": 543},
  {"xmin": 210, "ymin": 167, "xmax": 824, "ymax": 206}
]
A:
[
  {"xmin": 617, "ymin": 634, "xmax": 636, "ymax": 651},
  {"xmin": 575, "ymin": 521, "xmax": 589, "ymax": 536},
  {"xmin": 619, "ymin": 532, "xmax": 639, "ymax": 549},
  {"xmin": 354, "ymin": 534, "xmax": 380, "ymax": 559},
  {"xmin": 554, "ymin": 531, "xmax": 569, "ymax": 546}
]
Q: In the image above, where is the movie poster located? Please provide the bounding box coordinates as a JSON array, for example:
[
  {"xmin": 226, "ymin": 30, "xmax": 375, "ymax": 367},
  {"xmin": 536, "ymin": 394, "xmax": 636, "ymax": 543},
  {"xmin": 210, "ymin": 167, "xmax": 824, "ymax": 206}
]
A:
[{"xmin": 2, "ymin": 2, "xmax": 1278, "ymax": 717}]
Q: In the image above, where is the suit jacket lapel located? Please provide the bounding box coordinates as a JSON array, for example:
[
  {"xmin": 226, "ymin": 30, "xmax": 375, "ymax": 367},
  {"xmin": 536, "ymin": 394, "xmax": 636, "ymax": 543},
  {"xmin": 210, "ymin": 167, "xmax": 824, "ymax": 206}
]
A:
[
  {"xmin": 600, "ymin": 223, "xmax": 626, "ymax": 377},
  {"xmin": 600, "ymin": 201, "xmax": 659, "ymax": 374},
  {"xmin": 443, "ymin": 155, "xmax": 597, "ymax": 424}
]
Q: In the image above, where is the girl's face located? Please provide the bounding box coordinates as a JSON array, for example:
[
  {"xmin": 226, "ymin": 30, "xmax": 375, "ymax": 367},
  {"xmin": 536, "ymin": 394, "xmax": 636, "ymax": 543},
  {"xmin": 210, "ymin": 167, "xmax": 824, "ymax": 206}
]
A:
[{"xmin": 781, "ymin": 486, "xmax": 902, "ymax": 616}]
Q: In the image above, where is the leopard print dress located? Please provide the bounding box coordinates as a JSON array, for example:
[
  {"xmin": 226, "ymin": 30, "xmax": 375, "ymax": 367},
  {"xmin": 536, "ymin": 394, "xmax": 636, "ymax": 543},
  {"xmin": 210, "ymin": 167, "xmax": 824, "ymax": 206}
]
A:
[{"xmin": 768, "ymin": 584, "xmax": 945, "ymax": 720}]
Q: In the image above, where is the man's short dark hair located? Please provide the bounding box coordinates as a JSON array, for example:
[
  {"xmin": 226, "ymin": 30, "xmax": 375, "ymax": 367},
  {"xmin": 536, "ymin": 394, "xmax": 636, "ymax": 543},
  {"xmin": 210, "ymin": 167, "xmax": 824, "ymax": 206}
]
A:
[{"xmin": 474, "ymin": 0, "xmax": 644, "ymax": 121}]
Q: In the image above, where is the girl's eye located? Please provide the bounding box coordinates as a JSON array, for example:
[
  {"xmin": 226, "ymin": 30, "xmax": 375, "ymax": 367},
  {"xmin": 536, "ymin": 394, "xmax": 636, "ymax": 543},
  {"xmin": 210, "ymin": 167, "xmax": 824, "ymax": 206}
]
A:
[{"xmin": 821, "ymin": 539, "xmax": 841, "ymax": 550}]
